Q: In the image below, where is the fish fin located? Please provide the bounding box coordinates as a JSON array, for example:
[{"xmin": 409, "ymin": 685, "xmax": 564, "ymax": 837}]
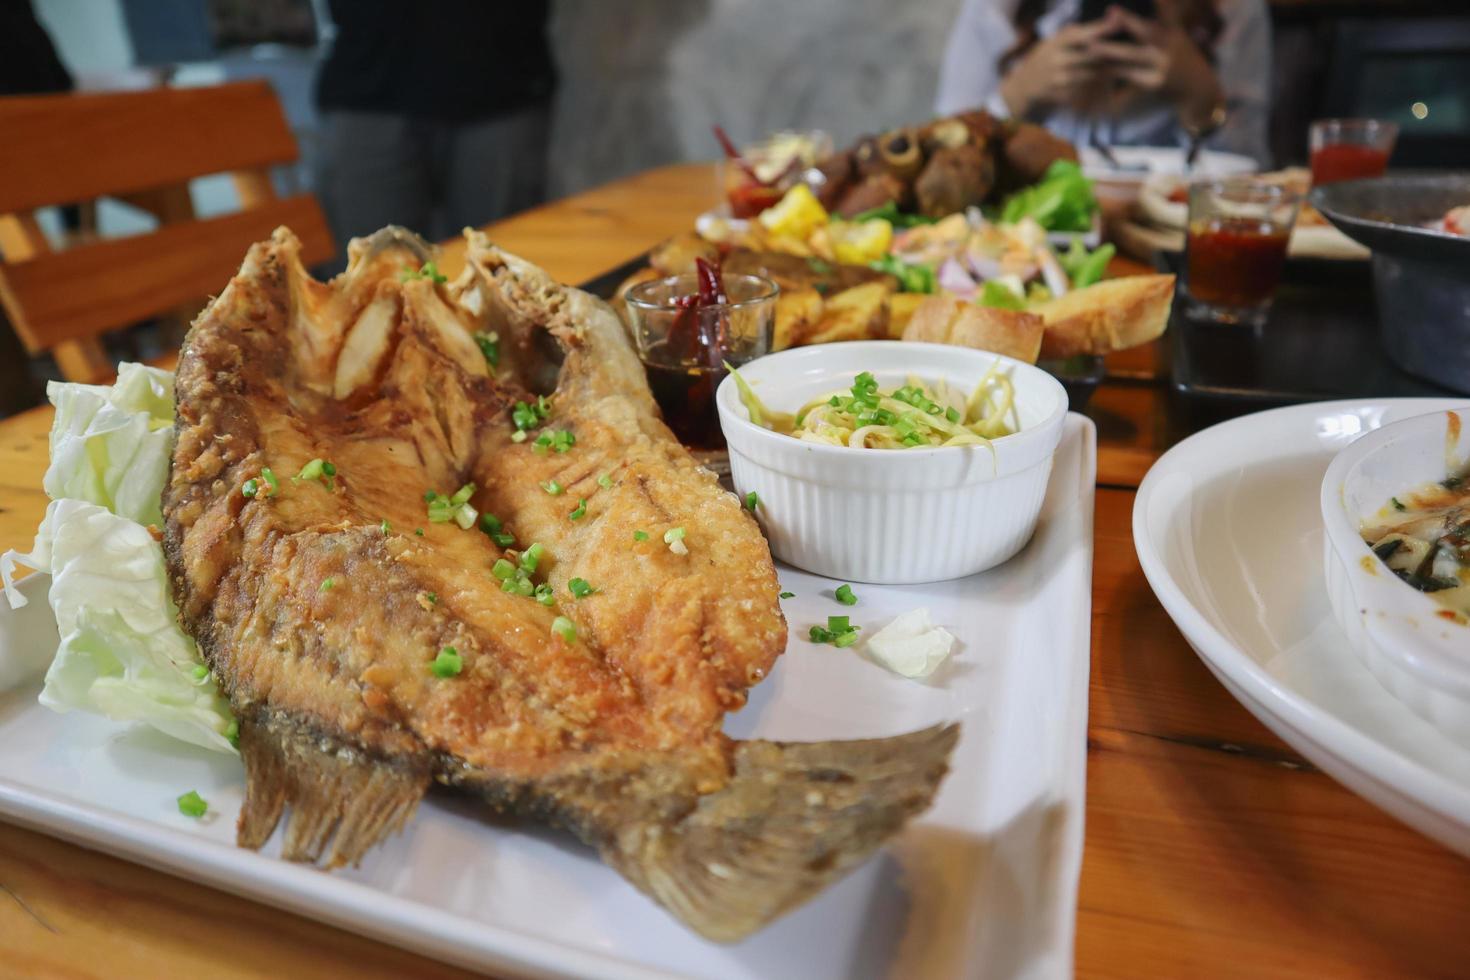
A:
[
  {"xmin": 236, "ymin": 714, "xmax": 429, "ymax": 869},
  {"xmin": 608, "ymin": 723, "xmax": 959, "ymax": 943}
]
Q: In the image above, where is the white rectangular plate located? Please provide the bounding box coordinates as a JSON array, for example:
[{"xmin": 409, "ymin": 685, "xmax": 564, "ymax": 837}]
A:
[{"xmin": 0, "ymin": 415, "xmax": 1095, "ymax": 980}]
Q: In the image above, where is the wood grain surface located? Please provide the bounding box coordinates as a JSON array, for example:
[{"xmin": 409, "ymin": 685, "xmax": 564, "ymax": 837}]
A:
[{"xmin": 2, "ymin": 163, "xmax": 1466, "ymax": 979}]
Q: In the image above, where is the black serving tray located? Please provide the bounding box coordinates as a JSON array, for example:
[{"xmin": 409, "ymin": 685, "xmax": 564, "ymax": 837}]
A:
[
  {"xmin": 576, "ymin": 256, "xmax": 1105, "ymax": 410},
  {"xmin": 1158, "ymin": 250, "xmax": 1456, "ymax": 405}
]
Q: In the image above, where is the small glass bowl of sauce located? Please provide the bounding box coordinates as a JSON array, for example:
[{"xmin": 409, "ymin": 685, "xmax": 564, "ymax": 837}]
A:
[
  {"xmin": 625, "ymin": 263, "xmax": 778, "ymax": 451},
  {"xmin": 1310, "ymin": 118, "xmax": 1398, "ymax": 186},
  {"xmin": 1183, "ymin": 179, "xmax": 1303, "ymax": 327}
]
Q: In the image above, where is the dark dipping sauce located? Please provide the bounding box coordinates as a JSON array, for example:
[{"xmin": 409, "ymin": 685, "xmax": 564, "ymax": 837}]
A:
[
  {"xmin": 1310, "ymin": 144, "xmax": 1390, "ymax": 186},
  {"xmin": 1185, "ymin": 217, "xmax": 1290, "ymax": 308},
  {"xmin": 644, "ymin": 355, "xmax": 729, "ymax": 450}
]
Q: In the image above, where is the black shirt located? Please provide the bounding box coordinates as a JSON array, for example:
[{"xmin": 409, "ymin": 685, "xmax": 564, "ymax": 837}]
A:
[{"xmin": 315, "ymin": 0, "xmax": 555, "ymax": 121}]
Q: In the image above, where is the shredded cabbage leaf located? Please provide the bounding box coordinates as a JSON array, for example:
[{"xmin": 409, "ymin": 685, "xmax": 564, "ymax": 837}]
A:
[
  {"xmin": 43, "ymin": 363, "xmax": 175, "ymax": 528},
  {"xmin": 1, "ymin": 364, "xmax": 236, "ymax": 753}
]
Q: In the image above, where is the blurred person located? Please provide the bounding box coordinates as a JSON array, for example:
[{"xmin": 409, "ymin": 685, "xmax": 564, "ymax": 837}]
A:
[
  {"xmin": 314, "ymin": 0, "xmax": 556, "ymax": 257},
  {"xmin": 936, "ymin": 0, "xmax": 1270, "ymax": 165}
]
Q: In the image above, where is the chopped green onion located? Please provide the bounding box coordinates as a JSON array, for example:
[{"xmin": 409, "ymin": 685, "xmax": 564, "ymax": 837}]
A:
[
  {"xmin": 480, "ymin": 513, "xmax": 503, "ymax": 533},
  {"xmin": 945, "ymin": 406, "xmax": 961, "ymax": 424},
  {"xmin": 511, "ymin": 430, "xmax": 527, "ymax": 443},
  {"xmin": 835, "ymin": 584, "xmax": 857, "ymax": 606},
  {"xmin": 634, "ymin": 530, "xmax": 649, "ymax": 541},
  {"xmin": 534, "ymin": 583, "xmax": 556, "ymax": 606},
  {"xmin": 473, "ymin": 330, "xmax": 500, "ymax": 367},
  {"xmin": 295, "ymin": 458, "xmax": 325, "ymax": 481},
  {"xmin": 521, "ymin": 542, "xmax": 545, "ymax": 573},
  {"xmin": 492, "ymin": 558, "xmax": 516, "ymax": 580},
  {"xmin": 454, "ymin": 503, "xmax": 478, "ymax": 530},
  {"xmin": 401, "ymin": 260, "xmax": 447, "ymax": 284},
  {"xmin": 512, "ymin": 398, "xmax": 551, "ymax": 432},
  {"xmin": 242, "ymin": 478, "xmax": 259, "ymax": 498},
  {"xmin": 415, "ymin": 528, "xmax": 425, "ymax": 536},
  {"xmin": 664, "ymin": 527, "xmax": 686, "ymax": 543},
  {"xmin": 1392, "ymin": 497, "xmax": 1406, "ymax": 511},
  {"xmin": 426, "ymin": 592, "xmax": 438, "ymax": 605},
  {"xmin": 779, "ymin": 591, "xmax": 795, "ymax": 599},
  {"xmin": 177, "ymin": 790, "xmax": 208, "ymax": 818},
  {"xmin": 551, "ymin": 616, "xmax": 577, "ymax": 643},
  {"xmin": 597, "ymin": 473, "xmax": 613, "ymax": 490},
  {"xmin": 744, "ymin": 491, "xmax": 760, "ymax": 512},
  {"xmin": 424, "ymin": 490, "xmax": 438, "ymax": 502},
  {"xmin": 542, "ymin": 479, "xmax": 563, "ymax": 496},
  {"xmin": 322, "ymin": 461, "xmax": 337, "ymax": 477},
  {"xmin": 431, "ymin": 646, "xmax": 463, "ymax": 678},
  {"xmin": 260, "ymin": 468, "xmax": 278, "ymax": 495},
  {"xmin": 492, "ymin": 531, "xmax": 515, "ymax": 547},
  {"xmin": 191, "ymin": 664, "xmax": 208, "ymax": 680},
  {"xmin": 450, "ymin": 483, "xmax": 476, "ymax": 506},
  {"xmin": 319, "ymin": 577, "xmax": 335, "ymax": 592},
  {"xmin": 568, "ymin": 577, "xmax": 595, "ymax": 598},
  {"xmin": 380, "ymin": 519, "xmax": 392, "ymax": 534},
  {"xmin": 569, "ymin": 498, "xmax": 587, "ymax": 521},
  {"xmin": 808, "ymin": 614, "xmax": 861, "ymax": 647},
  {"xmin": 225, "ymin": 719, "xmax": 239, "ymax": 747}
]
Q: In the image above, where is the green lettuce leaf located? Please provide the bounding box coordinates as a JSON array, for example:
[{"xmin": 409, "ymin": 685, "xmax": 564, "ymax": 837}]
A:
[
  {"xmin": 44, "ymin": 362, "xmax": 175, "ymax": 527},
  {"xmin": 999, "ymin": 160, "xmax": 1099, "ymax": 233},
  {"xmin": 1057, "ymin": 239, "xmax": 1116, "ymax": 290},
  {"xmin": 977, "ymin": 279, "xmax": 1027, "ymax": 311}
]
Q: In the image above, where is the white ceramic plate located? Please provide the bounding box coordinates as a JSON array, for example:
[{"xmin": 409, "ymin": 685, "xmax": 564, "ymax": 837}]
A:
[
  {"xmin": 1079, "ymin": 146, "xmax": 1255, "ymax": 193},
  {"xmin": 1134, "ymin": 399, "xmax": 1470, "ymax": 857},
  {"xmin": 0, "ymin": 416, "xmax": 1096, "ymax": 980}
]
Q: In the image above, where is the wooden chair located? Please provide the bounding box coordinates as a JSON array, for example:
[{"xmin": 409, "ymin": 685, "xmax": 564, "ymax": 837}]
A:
[{"xmin": 0, "ymin": 80, "xmax": 334, "ymax": 383}]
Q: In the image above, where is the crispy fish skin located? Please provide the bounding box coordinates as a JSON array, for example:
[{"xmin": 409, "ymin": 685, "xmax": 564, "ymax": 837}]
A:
[{"xmin": 163, "ymin": 226, "xmax": 957, "ymax": 941}]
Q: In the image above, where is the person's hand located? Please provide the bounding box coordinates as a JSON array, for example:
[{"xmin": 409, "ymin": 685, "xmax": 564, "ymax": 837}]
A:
[
  {"xmin": 999, "ymin": 20, "xmax": 1116, "ymax": 118},
  {"xmin": 1089, "ymin": 2, "xmax": 1224, "ymax": 130}
]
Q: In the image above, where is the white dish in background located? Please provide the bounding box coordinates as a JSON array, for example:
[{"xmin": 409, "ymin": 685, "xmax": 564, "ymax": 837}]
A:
[
  {"xmin": 1134, "ymin": 399, "xmax": 1470, "ymax": 858},
  {"xmin": 718, "ymin": 341, "xmax": 1068, "ymax": 584},
  {"xmin": 1321, "ymin": 407, "xmax": 1470, "ymax": 743},
  {"xmin": 0, "ymin": 415, "xmax": 1096, "ymax": 980},
  {"xmin": 1079, "ymin": 146, "xmax": 1256, "ymax": 198}
]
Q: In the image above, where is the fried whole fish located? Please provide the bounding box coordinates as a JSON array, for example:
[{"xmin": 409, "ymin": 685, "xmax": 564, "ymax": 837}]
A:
[{"xmin": 162, "ymin": 226, "xmax": 957, "ymax": 941}]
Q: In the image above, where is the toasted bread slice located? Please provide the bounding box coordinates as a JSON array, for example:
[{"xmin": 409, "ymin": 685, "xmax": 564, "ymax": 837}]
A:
[
  {"xmin": 902, "ymin": 295, "xmax": 1043, "ymax": 364},
  {"xmin": 1033, "ymin": 274, "xmax": 1175, "ymax": 359}
]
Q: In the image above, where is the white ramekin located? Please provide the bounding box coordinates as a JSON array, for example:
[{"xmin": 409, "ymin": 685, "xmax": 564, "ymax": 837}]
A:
[
  {"xmin": 1321, "ymin": 407, "xmax": 1470, "ymax": 743},
  {"xmin": 716, "ymin": 341, "xmax": 1068, "ymax": 584}
]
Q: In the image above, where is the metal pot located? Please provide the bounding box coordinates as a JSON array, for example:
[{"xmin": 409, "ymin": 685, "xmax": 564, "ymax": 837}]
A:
[{"xmin": 1311, "ymin": 175, "xmax": 1470, "ymax": 395}]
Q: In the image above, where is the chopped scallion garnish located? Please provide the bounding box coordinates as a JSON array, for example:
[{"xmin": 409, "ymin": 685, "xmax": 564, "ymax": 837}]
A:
[
  {"xmin": 779, "ymin": 591, "xmax": 795, "ymax": 599},
  {"xmin": 177, "ymin": 790, "xmax": 208, "ymax": 818},
  {"xmin": 569, "ymin": 498, "xmax": 587, "ymax": 521},
  {"xmin": 492, "ymin": 558, "xmax": 516, "ymax": 580},
  {"xmin": 261, "ymin": 468, "xmax": 279, "ymax": 495},
  {"xmin": 835, "ymin": 583, "xmax": 857, "ymax": 606},
  {"xmin": 809, "ymin": 614, "xmax": 861, "ymax": 647},
  {"xmin": 431, "ymin": 646, "xmax": 463, "ymax": 677},
  {"xmin": 191, "ymin": 664, "xmax": 208, "ymax": 680},
  {"xmin": 242, "ymin": 478, "xmax": 259, "ymax": 498},
  {"xmin": 401, "ymin": 260, "xmax": 447, "ymax": 284},
  {"xmin": 542, "ymin": 479, "xmax": 564, "ymax": 496},
  {"xmin": 663, "ymin": 526, "xmax": 688, "ymax": 555},
  {"xmin": 744, "ymin": 491, "xmax": 760, "ymax": 512},
  {"xmin": 597, "ymin": 474, "xmax": 612, "ymax": 490},
  {"xmin": 534, "ymin": 583, "xmax": 556, "ymax": 606},
  {"xmin": 319, "ymin": 577, "xmax": 335, "ymax": 592},
  {"xmin": 521, "ymin": 542, "xmax": 545, "ymax": 573},
  {"xmin": 551, "ymin": 616, "xmax": 577, "ymax": 643},
  {"xmin": 380, "ymin": 519, "xmax": 391, "ymax": 534},
  {"xmin": 633, "ymin": 530, "xmax": 649, "ymax": 541},
  {"xmin": 568, "ymin": 577, "xmax": 595, "ymax": 598},
  {"xmin": 473, "ymin": 330, "xmax": 500, "ymax": 368}
]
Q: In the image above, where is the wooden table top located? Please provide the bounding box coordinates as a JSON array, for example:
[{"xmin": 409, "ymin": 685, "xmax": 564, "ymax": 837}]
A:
[{"xmin": 3, "ymin": 162, "xmax": 1467, "ymax": 979}]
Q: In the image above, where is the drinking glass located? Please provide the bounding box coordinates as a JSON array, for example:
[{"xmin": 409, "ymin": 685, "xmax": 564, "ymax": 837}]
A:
[
  {"xmin": 1183, "ymin": 178, "xmax": 1303, "ymax": 327},
  {"xmin": 624, "ymin": 273, "xmax": 778, "ymax": 450},
  {"xmin": 1309, "ymin": 118, "xmax": 1398, "ymax": 185}
]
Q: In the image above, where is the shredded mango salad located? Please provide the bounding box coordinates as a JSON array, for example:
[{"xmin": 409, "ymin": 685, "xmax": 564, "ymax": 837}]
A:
[{"xmin": 731, "ymin": 367, "xmax": 1018, "ymax": 450}]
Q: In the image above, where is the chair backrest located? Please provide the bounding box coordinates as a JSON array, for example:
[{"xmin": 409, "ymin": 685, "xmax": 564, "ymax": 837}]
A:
[{"xmin": 0, "ymin": 80, "xmax": 335, "ymax": 382}]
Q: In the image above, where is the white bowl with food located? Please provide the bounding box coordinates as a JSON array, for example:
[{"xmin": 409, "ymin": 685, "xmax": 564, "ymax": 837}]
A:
[
  {"xmin": 1320, "ymin": 407, "xmax": 1470, "ymax": 742},
  {"xmin": 716, "ymin": 340, "xmax": 1068, "ymax": 584}
]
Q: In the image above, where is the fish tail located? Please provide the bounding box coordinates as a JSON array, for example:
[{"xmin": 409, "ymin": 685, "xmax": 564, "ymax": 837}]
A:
[
  {"xmin": 605, "ymin": 723, "xmax": 959, "ymax": 943},
  {"xmin": 236, "ymin": 712, "xmax": 429, "ymax": 869}
]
